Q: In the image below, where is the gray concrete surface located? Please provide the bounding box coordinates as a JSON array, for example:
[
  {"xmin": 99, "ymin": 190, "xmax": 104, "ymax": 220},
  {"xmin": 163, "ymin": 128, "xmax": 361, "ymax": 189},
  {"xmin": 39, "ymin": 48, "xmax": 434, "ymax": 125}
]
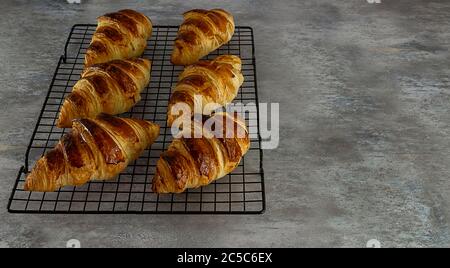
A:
[{"xmin": 1, "ymin": 0, "xmax": 450, "ymax": 248}]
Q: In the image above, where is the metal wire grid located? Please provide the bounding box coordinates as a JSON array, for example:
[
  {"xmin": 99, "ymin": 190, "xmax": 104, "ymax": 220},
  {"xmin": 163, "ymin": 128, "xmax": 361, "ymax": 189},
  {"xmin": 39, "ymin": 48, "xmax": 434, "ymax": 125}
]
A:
[{"xmin": 8, "ymin": 25, "xmax": 265, "ymax": 214}]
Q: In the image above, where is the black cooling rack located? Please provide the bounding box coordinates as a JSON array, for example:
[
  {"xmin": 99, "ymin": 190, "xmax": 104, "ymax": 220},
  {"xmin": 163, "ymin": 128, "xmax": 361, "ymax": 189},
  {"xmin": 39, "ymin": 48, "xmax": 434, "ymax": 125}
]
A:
[{"xmin": 8, "ymin": 25, "xmax": 265, "ymax": 214}]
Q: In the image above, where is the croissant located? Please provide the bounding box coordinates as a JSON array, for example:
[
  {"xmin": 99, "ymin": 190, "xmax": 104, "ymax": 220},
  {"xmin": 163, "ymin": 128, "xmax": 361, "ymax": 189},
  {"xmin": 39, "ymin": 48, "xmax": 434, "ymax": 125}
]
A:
[
  {"xmin": 152, "ymin": 112, "xmax": 250, "ymax": 193},
  {"xmin": 85, "ymin": 9, "xmax": 152, "ymax": 67},
  {"xmin": 167, "ymin": 55, "xmax": 244, "ymax": 126},
  {"xmin": 24, "ymin": 114, "xmax": 160, "ymax": 192},
  {"xmin": 171, "ymin": 9, "xmax": 235, "ymax": 65},
  {"xmin": 57, "ymin": 58, "xmax": 151, "ymax": 128}
]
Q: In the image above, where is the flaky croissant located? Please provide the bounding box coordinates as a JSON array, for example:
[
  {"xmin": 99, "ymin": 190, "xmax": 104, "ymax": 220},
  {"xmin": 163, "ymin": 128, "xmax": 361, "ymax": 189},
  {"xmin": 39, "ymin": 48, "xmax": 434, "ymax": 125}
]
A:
[
  {"xmin": 167, "ymin": 55, "xmax": 244, "ymax": 126},
  {"xmin": 85, "ymin": 9, "xmax": 152, "ymax": 68},
  {"xmin": 57, "ymin": 58, "xmax": 151, "ymax": 128},
  {"xmin": 152, "ymin": 112, "xmax": 250, "ymax": 193},
  {"xmin": 25, "ymin": 114, "xmax": 160, "ymax": 192},
  {"xmin": 171, "ymin": 9, "xmax": 235, "ymax": 65}
]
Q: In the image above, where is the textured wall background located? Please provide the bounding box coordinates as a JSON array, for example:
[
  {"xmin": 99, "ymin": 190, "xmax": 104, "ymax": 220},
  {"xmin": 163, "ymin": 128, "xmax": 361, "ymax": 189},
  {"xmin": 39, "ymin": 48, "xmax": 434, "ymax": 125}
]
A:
[{"xmin": 1, "ymin": 0, "xmax": 450, "ymax": 247}]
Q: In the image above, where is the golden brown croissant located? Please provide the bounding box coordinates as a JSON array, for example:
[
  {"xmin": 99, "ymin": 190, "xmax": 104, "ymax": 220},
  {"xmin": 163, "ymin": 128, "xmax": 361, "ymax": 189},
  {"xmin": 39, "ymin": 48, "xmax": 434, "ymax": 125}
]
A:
[
  {"xmin": 57, "ymin": 58, "xmax": 151, "ymax": 128},
  {"xmin": 85, "ymin": 9, "xmax": 152, "ymax": 67},
  {"xmin": 25, "ymin": 114, "xmax": 160, "ymax": 192},
  {"xmin": 167, "ymin": 55, "xmax": 244, "ymax": 126},
  {"xmin": 152, "ymin": 112, "xmax": 250, "ymax": 193},
  {"xmin": 171, "ymin": 9, "xmax": 235, "ymax": 65}
]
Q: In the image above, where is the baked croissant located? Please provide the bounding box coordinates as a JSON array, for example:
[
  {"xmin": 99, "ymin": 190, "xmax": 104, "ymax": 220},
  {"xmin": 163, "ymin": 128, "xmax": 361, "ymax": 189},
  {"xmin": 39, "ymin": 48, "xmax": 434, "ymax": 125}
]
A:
[
  {"xmin": 152, "ymin": 112, "xmax": 250, "ymax": 193},
  {"xmin": 167, "ymin": 55, "xmax": 244, "ymax": 126},
  {"xmin": 25, "ymin": 114, "xmax": 160, "ymax": 192},
  {"xmin": 57, "ymin": 58, "xmax": 151, "ymax": 128},
  {"xmin": 171, "ymin": 9, "xmax": 235, "ymax": 65},
  {"xmin": 85, "ymin": 9, "xmax": 152, "ymax": 67}
]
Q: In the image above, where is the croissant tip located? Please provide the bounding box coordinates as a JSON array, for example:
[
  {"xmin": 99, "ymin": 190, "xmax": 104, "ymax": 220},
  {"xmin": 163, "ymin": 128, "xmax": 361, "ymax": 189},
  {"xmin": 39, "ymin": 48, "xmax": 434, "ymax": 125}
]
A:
[
  {"xmin": 57, "ymin": 98, "xmax": 79, "ymax": 128},
  {"xmin": 56, "ymin": 112, "xmax": 70, "ymax": 128},
  {"xmin": 151, "ymin": 184, "xmax": 158, "ymax": 193},
  {"xmin": 24, "ymin": 173, "xmax": 34, "ymax": 191},
  {"xmin": 142, "ymin": 58, "xmax": 152, "ymax": 69},
  {"xmin": 151, "ymin": 177, "xmax": 159, "ymax": 193},
  {"xmin": 84, "ymin": 54, "xmax": 91, "ymax": 66},
  {"xmin": 56, "ymin": 119, "xmax": 65, "ymax": 129},
  {"xmin": 170, "ymin": 47, "xmax": 188, "ymax": 66},
  {"xmin": 152, "ymin": 169, "xmax": 168, "ymax": 193},
  {"xmin": 169, "ymin": 55, "xmax": 179, "ymax": 66},
  {"xmin": 167, "ymin": 115, "xmax": 174, "ymax": 128}
]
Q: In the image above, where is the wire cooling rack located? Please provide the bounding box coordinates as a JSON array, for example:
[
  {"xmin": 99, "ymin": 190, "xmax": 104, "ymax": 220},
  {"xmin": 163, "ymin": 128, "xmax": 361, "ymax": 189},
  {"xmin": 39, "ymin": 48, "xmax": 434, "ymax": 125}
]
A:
[{"xmin": 8, "ymin": 25, "xmax": 265, "ymax": 214}]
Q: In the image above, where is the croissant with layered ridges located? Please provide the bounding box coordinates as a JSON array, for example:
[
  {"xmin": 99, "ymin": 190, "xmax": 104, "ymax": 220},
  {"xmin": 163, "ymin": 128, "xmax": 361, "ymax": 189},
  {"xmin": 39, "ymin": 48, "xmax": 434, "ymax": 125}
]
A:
[
  {"xmin": 167, "ymin": 55, "xmax": 244, "ymax": 126},
  {"xmin": 85, "ymin": 9, "xmax": 152, "ymax": 67},
  {"xmin": 57, "ymin": 58, "xmax": 151, "ymax": 128},
  {"xmin": 171, "ymin": 9, "xmax": 235, "ymax": 65},
  {"xmin": 152, "ymin": 112, "xmax": 250, "ymax": 193},
  {"xmin": 25, "ymin": 114, "xmax": 160, "ymax": 192}
]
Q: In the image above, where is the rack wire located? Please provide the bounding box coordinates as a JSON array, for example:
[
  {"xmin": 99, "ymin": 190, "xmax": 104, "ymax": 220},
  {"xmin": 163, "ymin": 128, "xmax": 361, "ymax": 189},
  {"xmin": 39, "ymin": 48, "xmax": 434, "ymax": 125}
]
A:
[{"xmin": 8, "ymin": 25, "xmax": 265, "ymax": 214}]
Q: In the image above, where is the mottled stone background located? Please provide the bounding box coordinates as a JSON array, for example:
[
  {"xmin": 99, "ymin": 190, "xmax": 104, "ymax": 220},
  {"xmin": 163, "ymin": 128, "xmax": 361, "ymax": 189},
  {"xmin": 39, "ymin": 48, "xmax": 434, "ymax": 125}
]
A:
[{"xmin": 1, "ymin": 0, "xmax": 449, "ymax": 247}]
